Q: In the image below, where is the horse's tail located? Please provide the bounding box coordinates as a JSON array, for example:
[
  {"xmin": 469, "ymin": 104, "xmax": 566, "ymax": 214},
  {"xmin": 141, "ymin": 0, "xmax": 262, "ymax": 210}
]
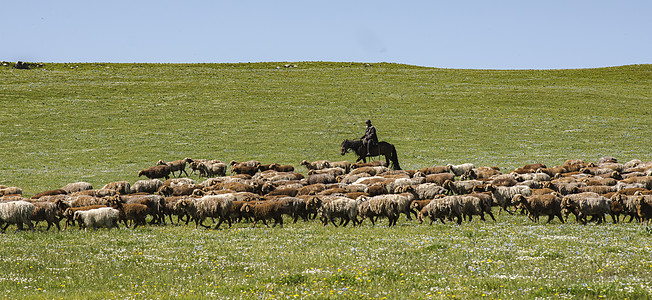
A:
[{"xmin": 390, "ymin": 146, "xmax": 401, "ymax": 170}]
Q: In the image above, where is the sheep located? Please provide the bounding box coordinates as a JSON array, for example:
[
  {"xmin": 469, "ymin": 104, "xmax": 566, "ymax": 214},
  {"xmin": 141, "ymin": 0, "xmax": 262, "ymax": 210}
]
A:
[
  {"xmin": 161, "ymin": 196, "xmax": 190, "ymax": 224},
  {"xmin": 231, "ymin": 165, "xmax": 258, "ymax": 176},
  {"xmin": 418, "ymin": 166, "xmax": 450, "ymax": 175},
  {"xmin": 351, "ymin": 160, "xmax": 387, "ymax": 169},
  {"xmin": 446, "ymin": 163, "xmax": 475, "ymax": 176},
  {"xmin": 131, "ymin": 179, "xmax": 164, "ymax": 194},
  {"xmin": 240, "ymin": 200, "xmax": 292, "ymax": 228},
  {"xmin": 71, "ymin": 189, "xmax": 117, "ymax": 198},
  {"xmin": 329, "ymin": 161, "xmax": 351, "ymax": 173},
  {"xmin": 61, "ymin": 205, "xmax": 108, "ymax": 230},
  {"xmin": 158, "ymin": 158, "xmax": 192, "ymax": 177},
  {"xmin": 635, "ymin": 195, "xmax": 652, "ymax": 225},
  {"xmin": 610, "ymin": 194, "xmax": 640, "ymax": 223},
  {"xmin": 157, "ymin": 184, "xmax": 202, "ymax": 197},
  {"xmin": 512, "ymin": 163, "xmax": 547, "ymax": 174},
  {"xmin": 338, "ymin": 173, "xmax": 372, "ymax": 185},
  {"xmin": 423, "ymin": 173, "xmax": 455, "ymax": 186},
  {"xmin": 417, "ymin": 196, "xmax": 463, "ymax": 225},
  {"xmin": 357, "ymin": 195, "xmax": 399, "ymax": 226},
  {"xmin": 620, "ymin": 176, "xmax": 652, "ymax": 190},
  {"xmin": 297, "ymin": 184, "xmax": 327, "ymax": 196},
  {"xmin": 395, "ymin": 183, "xmax": 447, "ymax": 200},
  {"xmin": 542, "ymin": 181, "xmax": 583, "ymax": 195},
  {"xmin": 512, "ymin": 193, "xmax": 564, "ymax": 223},
  {"xmin": 30, "ymin": 201, "xmax": 61, "ymax": 231},
  {"xmin": 73, "ymin": 207, "xmax": 120, "ymax": 231},
  {"xmin": 121, "ymin": 194, "xmax": 165, "ymax": 224},
  {"xmin": 61, "ymin": 182, "xmax": 93, "ymax": 194},
  {"xmin": 69, "ymin": 195, "xmax": 111, "ymax": 208},
  {"xmin": 163, "ymin": 178, "xmax": 195, "ymax": 187},
  {"xmin": 269, "ymin": 163, "xmax": 295, "ymax": 173},
  {"xmin": 461, "ymin": 168, "xmax": 501, "ymax": 180},
  {"xmin": 582, "ymin": 177, "xmax": 618, "ymax": 186},
  {"xmin": 30, "ymin": 189, "xmax": 67, "ymax": 199},
  {"xmin": 577, "ymin": 185, "xmax": 615, "ymax": 195},
  {"xmin": 537, "ymin": 167, "xmax": 568, "ymax": 177},
  {"xmin": 485, "ymin": 184, "xmax": 532, "ymax": 215},
  {"xmin": 307, "ymin": 167, "xmax": 347, "ymax": 177},
  {"xmin": 300, "ymin": 160, "xmax": 331, "ymax": 170},
  {"xmin": 306, "ymin": 173, "xmax": 337, "ymax": 185},
  {"xmin": 230, "ymin": 160, "xmax": 261, "ymax": 168},
  {"xmin": 0, "ymin": 200, "xmax": 35, "ymax": 232},
  {"xmin": 111, "ymin": 201, "xmax": 149, "ymax": 228},
  {"xmin": 0, "ymin": 186, "xmax": 22, "ymax": 196},
  {"xmin": 410, "ymin": 199, "xmax": 433, "ymax": 215},
  {"xmin": 350, "ymin": 166, "xmax": 390, "ymax": 176},
  {"xmin": 103, "ymin": 181, "xmax": 132, "ymax": 195},
  {"xmin": 175, "ymin": 194, "xmax": 234, "ymax": 229},
  {"xmin": 267, "ymin": 187, "xmax": 299, "ymax": 197},
  {"xmin": 443, "ymin": 179, "xmax": 483, "ymax": 195},
  {"xmin": 190, "ymin": 160, "xmax": 227, "ymax": 177},
  {"xmin": 138, "ymin": 165, "xmax": 171, "ymax": 180},
  {"xmin": 513, "ymin": 172, "xmax": 551, "ymax": 182},
  {"xmin": 561, "ymin": 195, "xmax": 614, "ymax": 224},
  {"xmin": 458, "ymin": 195, "xmax": 495, "ymax": 222},
  {"xmin": 317, "ymin": 196, "xmax": 358, "ymax": 227}
]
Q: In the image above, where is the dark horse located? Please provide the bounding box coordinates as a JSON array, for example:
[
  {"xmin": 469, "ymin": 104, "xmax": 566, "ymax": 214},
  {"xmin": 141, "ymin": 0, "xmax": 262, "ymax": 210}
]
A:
[{"xmin": 340, "ymin": 139, "xmax": 401, "ymax": 170}]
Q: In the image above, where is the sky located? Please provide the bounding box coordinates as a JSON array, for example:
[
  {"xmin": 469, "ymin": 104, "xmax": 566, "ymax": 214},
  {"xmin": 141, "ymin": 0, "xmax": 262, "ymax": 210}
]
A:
[{"xmin": 2, "ymin": 0, "xmax": 650, "ymax": 69}]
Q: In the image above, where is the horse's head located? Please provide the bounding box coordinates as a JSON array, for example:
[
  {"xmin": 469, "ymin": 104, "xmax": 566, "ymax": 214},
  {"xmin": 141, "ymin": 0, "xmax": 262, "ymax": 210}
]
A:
[{"xmin": 340, "ymin": 139, "xmax": 349, "ymax": 156}]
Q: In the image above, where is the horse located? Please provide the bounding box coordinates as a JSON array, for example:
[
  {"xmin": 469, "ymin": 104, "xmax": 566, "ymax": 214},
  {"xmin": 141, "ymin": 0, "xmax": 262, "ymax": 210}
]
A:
[{"xmin": 340, "ymin": 139, "xmax": 401, "ymax": 170}]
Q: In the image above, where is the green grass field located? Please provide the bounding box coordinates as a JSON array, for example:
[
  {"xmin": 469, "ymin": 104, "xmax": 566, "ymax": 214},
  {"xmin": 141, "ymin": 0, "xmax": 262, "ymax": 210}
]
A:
[{"xmin": 1, "ymin": 62, "xmax": 651, "ymax": 299}]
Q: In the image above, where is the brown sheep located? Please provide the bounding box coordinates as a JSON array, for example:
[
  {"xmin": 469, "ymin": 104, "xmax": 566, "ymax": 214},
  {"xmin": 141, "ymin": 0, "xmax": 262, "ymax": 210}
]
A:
[
  {"xmin": 111, "ymin": 201, "xmax": 149, "ymax": 228},
  {"xmin": 157, "ymin": 158, "xmax": 192, "ymax": 177},
  {"xmin": 31, "ymin": 201, "xmax": 61, "ymax": 231},
  {"xmin": 30, "ymin": 189, "xmax": 67, "ymax": 199},
  {"xmin": 636, "ymin": 195, "xmax": 652, "ymax": 225},
  {"xmin": 231, "ymin": 165, "xmax": 258, "ymax": 176},
  {"xmin": 424, "ymin": 173, "xmax": 455, "ymax": 186},
  {"xmin": 269, "ymin": 163, "xmax": 295, "ymax": 173},
  {"xmin": 417, "ymin": 166, "xmax": 450, "ymax": 175},
  {"xmin": 157, "ymin": 184, "xmax": 202, "ymax": 197},
  {"xmin": 300, "ymin": 160, "xmax": 331, "ymax": 170},
  {"xmin": 240, "ymin": 201, "xmax": 292, "ymax": 228},
  {"xmin": 138, "ymin": 165, "xmax": 171, "ymax": 180},
  {"xmin": 329, "ymin": 161, "xmax": 351, "ymax": 173},
  {"xmin": 297, "ymin": 184, "xmax": 327, "ymax": 196},
  {"xmin": 537, "ymin": 167, "xmax": 568, "ymax": 177},
  {"xmin": 512, "ymin": 193, "xmax": 564, "ymax": 223}
]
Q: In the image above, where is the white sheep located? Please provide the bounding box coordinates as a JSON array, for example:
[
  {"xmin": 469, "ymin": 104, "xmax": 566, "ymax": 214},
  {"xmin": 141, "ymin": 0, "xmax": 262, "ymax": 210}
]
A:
[
  {"xmin": 0, "ymin": 200, "xmax": 34, "ymax": 232},
  {"xmin": 130, "ymin": 179, "xmax": 164, "ymax": 194},
  {"xmin": 418, "ymin": 196, "xmax": 463, "ymax": 225},
  {"xmin": 446, "ymin": 163, "xmax": 476, "ymax": 176},
  {"xmin": 102, "ymin": 181, "xmax": 131, "ymax": 195},
  {"xmin": 61, "ymin": 182, "xmax": 93, "ymax": 194},
  {"xmin": 395, "ymin": 183, "xmax": 447, "ymax": 200},
  {"xmin": 177, "ymin": 194, "xmax": 234, "ymax": 229},
  {"xmin": 485, "ymin": 184, "xmax": 532, "ymax": 215},
  {"xmin": 73, "ymin": 207, "xmax": 120, "ymax": 231}
]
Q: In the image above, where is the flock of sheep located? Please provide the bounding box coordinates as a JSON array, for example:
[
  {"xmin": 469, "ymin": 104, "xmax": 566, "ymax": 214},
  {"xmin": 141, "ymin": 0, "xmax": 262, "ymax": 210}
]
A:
[{"xmin": 1, "ymin": 156, "xmax": 652, "ymax": 232}]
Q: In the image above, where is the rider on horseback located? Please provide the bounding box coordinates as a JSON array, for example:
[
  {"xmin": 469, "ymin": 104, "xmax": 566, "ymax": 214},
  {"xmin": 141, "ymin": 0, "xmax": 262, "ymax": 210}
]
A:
[{"xmin": 361, "ymin": 119, "xmax": 378, "ymax": 156}]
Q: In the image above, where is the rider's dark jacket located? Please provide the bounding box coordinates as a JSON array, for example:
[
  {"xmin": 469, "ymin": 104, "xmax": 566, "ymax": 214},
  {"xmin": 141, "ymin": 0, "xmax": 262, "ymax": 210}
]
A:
[{"xmin": 361, "ymin": 125, "xmax": 378, "ymax": 144}]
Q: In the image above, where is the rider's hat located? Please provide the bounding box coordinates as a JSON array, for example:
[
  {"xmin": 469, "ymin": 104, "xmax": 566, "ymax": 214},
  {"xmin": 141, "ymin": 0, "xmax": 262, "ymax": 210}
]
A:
[{"xmin": 365, "ymin": 119, "xmax": 372, "ymax": 125}]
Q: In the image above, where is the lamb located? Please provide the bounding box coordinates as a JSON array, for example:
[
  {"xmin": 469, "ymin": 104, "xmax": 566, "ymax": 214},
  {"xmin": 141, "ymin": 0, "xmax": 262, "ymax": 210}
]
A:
[
  {"xmin": 512, "ymin": 193, "xmax": 564, "ymax": 223},
  {"xmin": 158, "ymin": 158, "xmax": 192, "ymax": 177},
  {"xmin": 73, "ymin": 207, "xmax": 120, "ymax": 231},
  {"xmin": 30, "ymin": 201, "xmax": 61, "ymax": 231},
  {"xmin": 318, "ymin": 196, "xmax": 358, "ymax": 227},
  {"xmin": 103, "ymin": 181, "xmax": 132, "ymax": 195},
  {"xmin": 485, "ymin": 184, "xmax": 532, "ymax": 215},
  {"xmin": 417, "ymin": 196, "xmax": 463, "ymax": 225},
  {"xmin": 131, "ymin": 179, "xmax": 164, "ymax": 194},
  {"xmin": 446, "ymin": 163, "xmax": 475, "ymax": 176},
  {"xmin": 240, "ymin": 200, "xmax": 292, "ymax": 228},
  {"xmin": 61, "ymin": 182, "xmax": 93, "ymax": 194},
  {"xmin": 0, "ymin": 200, "xmax": 35, "ymax": 232},
  {"xmin": 300, "ymin": 160, "xmax": 331, "ymax": 170},
  {"xmin": 138, "ymin": 165, "xmax": 171, "ymax": 180}
]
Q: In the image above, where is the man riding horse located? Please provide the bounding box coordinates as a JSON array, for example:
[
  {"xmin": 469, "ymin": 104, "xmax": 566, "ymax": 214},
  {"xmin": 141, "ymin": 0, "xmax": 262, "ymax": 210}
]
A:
[{"xmin": 361, "ymin": 119, "xmax": 378, "ymax": 156}]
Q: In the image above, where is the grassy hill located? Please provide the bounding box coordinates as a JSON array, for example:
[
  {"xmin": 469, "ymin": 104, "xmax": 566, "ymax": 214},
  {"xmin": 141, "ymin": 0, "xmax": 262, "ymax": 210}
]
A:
[
  {"xmin": 1, "ymin": 62, "xmax": 650, "ymax": 195},
  {"xmin": 1, "ymin": 62, "xmax": 651, "ymax": 299}
]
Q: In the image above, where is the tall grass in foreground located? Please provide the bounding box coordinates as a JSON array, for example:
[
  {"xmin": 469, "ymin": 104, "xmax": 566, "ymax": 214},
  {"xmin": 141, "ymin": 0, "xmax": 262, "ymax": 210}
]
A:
[{"xmin": 1, "ymin": 215, "xmax": 651, "ymax": 299}]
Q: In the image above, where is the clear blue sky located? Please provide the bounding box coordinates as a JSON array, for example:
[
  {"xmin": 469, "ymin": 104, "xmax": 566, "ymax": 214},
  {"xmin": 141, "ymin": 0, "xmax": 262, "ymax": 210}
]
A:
[{"xmin": 2, "ymin": 0, "xmax": 650, "ymax": 69}]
